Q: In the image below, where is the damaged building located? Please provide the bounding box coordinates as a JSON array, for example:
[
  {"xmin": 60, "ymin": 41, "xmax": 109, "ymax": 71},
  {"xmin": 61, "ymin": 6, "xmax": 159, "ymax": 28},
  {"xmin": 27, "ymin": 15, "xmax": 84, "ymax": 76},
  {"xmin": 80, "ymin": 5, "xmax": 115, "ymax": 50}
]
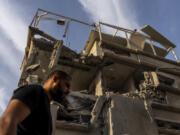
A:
[{"xmin": 19, "ymin": 8, "xmax": 180, "ymax": 135}]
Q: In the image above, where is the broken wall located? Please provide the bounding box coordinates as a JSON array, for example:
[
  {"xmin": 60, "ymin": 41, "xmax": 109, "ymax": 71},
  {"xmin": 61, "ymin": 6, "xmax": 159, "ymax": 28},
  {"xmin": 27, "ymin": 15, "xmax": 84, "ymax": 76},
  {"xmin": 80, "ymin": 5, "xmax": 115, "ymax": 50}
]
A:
[{"xmin": 104, "ymin": 95, "xmax": 159, "ymax": 135}]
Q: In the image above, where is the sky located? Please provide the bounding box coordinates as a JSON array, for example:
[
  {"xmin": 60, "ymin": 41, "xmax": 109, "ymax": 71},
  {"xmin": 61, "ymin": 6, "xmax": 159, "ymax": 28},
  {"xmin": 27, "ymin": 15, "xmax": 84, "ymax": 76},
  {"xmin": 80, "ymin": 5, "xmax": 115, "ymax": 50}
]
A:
[{"xmin": 0, "ymin": 0, "xmax": 180, "ymax": 116}]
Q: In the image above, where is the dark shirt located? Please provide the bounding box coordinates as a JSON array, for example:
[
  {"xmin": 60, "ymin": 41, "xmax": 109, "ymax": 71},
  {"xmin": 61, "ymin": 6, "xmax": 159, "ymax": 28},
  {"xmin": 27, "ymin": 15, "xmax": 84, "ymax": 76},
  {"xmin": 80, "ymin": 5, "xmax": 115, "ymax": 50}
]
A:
[{"xmin": 11, "ymin": 84, "xmax": 52, "ymax": 135}]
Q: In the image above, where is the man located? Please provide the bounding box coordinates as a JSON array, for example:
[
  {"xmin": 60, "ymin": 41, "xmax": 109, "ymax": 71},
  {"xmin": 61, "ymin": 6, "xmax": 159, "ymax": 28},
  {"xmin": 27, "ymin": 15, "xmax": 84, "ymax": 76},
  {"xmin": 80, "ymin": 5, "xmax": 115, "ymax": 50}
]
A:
[{"xmin": 0, "ymin": 70, "xmax": 72, "ymax": 135}]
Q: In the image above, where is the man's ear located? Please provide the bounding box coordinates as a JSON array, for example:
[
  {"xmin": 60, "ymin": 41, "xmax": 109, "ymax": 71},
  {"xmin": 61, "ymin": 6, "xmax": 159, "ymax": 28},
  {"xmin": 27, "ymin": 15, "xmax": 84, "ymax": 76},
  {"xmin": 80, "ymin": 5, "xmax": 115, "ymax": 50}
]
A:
[{"xmin": 52, "ymin": 74, "xmax": 59, "ymax": 82}]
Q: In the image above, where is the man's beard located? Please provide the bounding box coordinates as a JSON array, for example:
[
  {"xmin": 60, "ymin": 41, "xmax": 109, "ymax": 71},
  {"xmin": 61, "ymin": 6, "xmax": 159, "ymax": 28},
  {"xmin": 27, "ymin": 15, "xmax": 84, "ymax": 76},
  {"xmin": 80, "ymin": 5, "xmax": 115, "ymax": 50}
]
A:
[{"xmin": 50, "ymin": 86, "xmax": 63, "ymax": 103}]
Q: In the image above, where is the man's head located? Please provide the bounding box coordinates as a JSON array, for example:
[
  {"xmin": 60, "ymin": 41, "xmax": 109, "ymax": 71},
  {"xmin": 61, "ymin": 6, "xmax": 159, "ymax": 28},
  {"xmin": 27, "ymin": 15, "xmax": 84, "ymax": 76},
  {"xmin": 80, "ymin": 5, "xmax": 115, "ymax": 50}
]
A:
[{"xmin": 43, "ymin": 70, "xmax": 72, "ymax": 103}]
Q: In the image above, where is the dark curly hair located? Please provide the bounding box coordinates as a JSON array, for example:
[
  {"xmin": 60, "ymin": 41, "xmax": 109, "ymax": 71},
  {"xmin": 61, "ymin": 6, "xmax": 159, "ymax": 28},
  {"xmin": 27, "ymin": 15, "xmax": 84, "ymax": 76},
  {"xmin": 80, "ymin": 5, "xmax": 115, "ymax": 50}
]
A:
[{"xmin": 46, "ymin": 70, "xmax": 72, "ymax": 81}]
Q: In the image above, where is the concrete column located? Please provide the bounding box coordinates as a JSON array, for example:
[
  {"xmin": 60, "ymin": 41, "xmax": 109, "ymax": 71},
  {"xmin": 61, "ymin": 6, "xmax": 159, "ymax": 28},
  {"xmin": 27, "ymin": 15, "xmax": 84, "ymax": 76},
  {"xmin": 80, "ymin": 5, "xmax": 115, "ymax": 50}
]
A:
[{"xmin": 95, "ymin": 71, "xmax": 104, "ymax": 96}]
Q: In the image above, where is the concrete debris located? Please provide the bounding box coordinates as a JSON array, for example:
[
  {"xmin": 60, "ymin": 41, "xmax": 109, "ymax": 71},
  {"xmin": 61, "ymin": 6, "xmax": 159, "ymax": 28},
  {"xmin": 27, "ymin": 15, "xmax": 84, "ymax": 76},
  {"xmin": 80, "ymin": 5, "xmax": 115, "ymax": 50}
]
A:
[
  {"xmin": 26, "ymin": 63, "xmax": 40, "ymax": 72},
  {"xmin": 69, "ymin": 91, "xmax": 97, "ymax": 101},
  {"xmin": 26, "ymin": 75, "xmax": 38, "ymax": 84},
  {"xmin": 90, "ymin": 96, "xmax": 106, "ymax": 125},
  {"xmin": 50, "ymin": 92, "xmax": 96, "ymax": 126},
  {"xmin": 49, "ymin": 40, "xmax": 63, "ymax": 69}
]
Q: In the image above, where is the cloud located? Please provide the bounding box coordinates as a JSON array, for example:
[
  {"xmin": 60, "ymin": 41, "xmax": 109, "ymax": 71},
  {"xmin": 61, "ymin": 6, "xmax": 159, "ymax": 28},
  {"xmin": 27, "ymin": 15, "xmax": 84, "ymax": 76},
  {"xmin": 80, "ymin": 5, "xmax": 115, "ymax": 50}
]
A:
[
  {"xmin": 0, "ymin": 0, "xmax": 27, "ymax": 52},
  {"xmin": 0, "ymin": 87, "xmax": 9, "ymax": 115},
  {"xmin": 0, "ymin": 88, "xmax": 7, "ymax": 106},
  {"xmin": 0, "ymin": 37, "xmax": 22, "ymax": 77},
  {"xmin": 0, "ymin": 38, "xmax": 22, "ymax": 115},
  {"xmin": 0, "ymin": 56, "xmax": 19, "ymax": 116},
  {"xmin": 78, "ymin": 0, "xmax": 139, "ymax": 34},
  {"xmin": 0, "ymin": 1, "xmax": 28, "ymax": 116}
]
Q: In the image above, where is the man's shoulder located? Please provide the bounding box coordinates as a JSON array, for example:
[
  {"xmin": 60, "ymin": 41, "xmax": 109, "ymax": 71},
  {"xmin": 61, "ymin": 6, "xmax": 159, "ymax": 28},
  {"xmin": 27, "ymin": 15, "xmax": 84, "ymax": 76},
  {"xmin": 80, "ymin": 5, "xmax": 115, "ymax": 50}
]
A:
[
  {"xmin": 11, "ymin": 84, "xmax": 46, "ymax": 112},
  {"xmin": 19, "ymin": 84, "xmax": 42, "ymax": 89},
  {"xmin": 13, "ymin": 84, "xmax": 44, "ymax": 96},
  {"xmin": 16, "ymin": 84, "xmax": 43, "ymax": 91}
]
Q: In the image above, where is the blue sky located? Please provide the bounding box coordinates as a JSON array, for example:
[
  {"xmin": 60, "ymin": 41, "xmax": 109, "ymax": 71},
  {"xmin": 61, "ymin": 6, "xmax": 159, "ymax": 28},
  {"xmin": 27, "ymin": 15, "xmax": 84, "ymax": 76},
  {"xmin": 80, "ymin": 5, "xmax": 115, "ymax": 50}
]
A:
[{"xmin": 0, "ymin": 0, "xmax": 180, "ymax": 116}]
